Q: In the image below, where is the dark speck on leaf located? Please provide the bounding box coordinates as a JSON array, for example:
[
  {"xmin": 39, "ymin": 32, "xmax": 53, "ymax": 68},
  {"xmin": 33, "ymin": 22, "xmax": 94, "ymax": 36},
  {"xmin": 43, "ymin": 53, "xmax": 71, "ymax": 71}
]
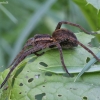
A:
[
  {"xmin": 83, "ymin": 96, "xmax": 87, "ymax": 100},
  {"xmin": 58, "ymin": 94, "xmax": 62, "ymax": 97},
  {"xmin": 19, "ymin": 92, "xmax": 22, "ymax": 94},
  {"xmin": 35, "ymin": 93, "xmax": 46, "ymax": 100},
  {"xmin": 19, "ymin": 83, "xmax": 23, "ymax": 86},
  {"xmin": 45, "ymin": 72, "xmax": 52, "ymax": 76},
  {"xmin": 39, "ymin": 62, "xmax": 48, "ymax": 67},
  {"xmin": 28, "ymin": 78, "xmax": 34, "ymax": 83}
]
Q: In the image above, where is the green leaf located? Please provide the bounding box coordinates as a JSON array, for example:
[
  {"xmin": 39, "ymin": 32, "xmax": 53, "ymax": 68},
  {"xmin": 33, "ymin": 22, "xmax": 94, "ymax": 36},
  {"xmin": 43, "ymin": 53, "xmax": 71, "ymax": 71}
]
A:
[
  {"xmin": 39, "ymin": 64, "xmax": 100, "ymax": 74},
  {"xmin": 0, "ymin": 4, "xmax": 18, "ymax": 23},
  {"xmin": 73, "ymin": 0, "xmax": 100, "ymax": 30},
  {"xmin": 0, "ymin": 32, "xmax": 100, "ymax": 100},
  {"xmin": 74, "ymin": 52, "xmax": 100, "ymax": 82},
  {"xmin": 86, "ymin": 0, "xmax": 100, "ymax": 10},
  {"xmin": 0, "ymin": 55, "xmax": 37, "ymax": 99}
]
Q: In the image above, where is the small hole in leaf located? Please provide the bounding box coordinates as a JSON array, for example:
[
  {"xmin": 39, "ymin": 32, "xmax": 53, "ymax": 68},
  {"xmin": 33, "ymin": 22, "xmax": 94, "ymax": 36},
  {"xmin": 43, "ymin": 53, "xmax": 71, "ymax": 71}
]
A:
[
  {"xmin": 43, "ymin": 86, "xmax": 45, "ymax": 87},
  {"xmin": 45, "ymin": 72, "xmax": 52, "ymax": 76},
  {"xmin": 86, "ymin": 57, "xmax": 90, "ymax": 63},
  {"xmin": 58, "ymin": 94, "xmax": 62, "ymax": 97},
  {"xmin": 19, "ymin": 92, "xmax": 22, "ymax": 94},
  {"xmin": 39, "ymin": 62, "xmax": 48, "ymax": 67},
  {"xmin": 19, "ymin": 83, "xmax": 23, "ymax": 86},
  {"xmin": 28, "ymin": 78, "xmax": 34, "ymax": 83},
  {"xmin": 35, "ymin": 74, "xmax": 40, "ymax": 79},
  {"xmin": 83, "ymin": 96, "xmax": 87, "ymax": 100},
  {"xmin": 35, "ymin": 93, "xmax": 46, "ymax": 100}
]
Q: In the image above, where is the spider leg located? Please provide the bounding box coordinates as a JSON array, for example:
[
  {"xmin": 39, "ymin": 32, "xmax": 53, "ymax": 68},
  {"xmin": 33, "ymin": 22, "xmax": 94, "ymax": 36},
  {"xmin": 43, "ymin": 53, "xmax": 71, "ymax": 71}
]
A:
[
  {"xmin": 55, "ymin": 21, "xmax": 93, "ymax": 34},
  {"xmin": 10, "ymin": 38, "xmax": 34, "ymax": 66},
  {"xmin": 11, "ymin": 39, "xmax": 48, "ymax": 67},
  {"xmin": 76, "ymin": 40, "xmax": 100, "ymax": 62},
  {"xmin": 10, "ymin": 46, "xmax": 28, "ymax": 66},
  {"xmin": 54, "ymin": 42, "xmax": 71, "ymax": 76},
  {"xmin": 0, "ymin": 47, "xmax": 42, "ymax": 89}
]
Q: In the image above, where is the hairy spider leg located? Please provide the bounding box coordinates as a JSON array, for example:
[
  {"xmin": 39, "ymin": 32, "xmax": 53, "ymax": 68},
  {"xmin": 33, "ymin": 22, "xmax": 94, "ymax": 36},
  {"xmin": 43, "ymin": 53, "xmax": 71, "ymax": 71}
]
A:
[
  {"xmin": 0, "ymin": 40, "xmax": 70, "ymax": 88},
  {"xmin": 69, "ymin": 37, "xmax": 100, "ymax": 62},
  {"xmin": 76, "ymin": 40, "xmax": 100, "ymax": 61},
  {"xmin": 10, "ymin": 45, "xmax": 28, "ymax": 67},
  {"xmin": 55, "ymin": 42, "xmax": 71, "ymax": 76},
  {"xmin": 0, "ymin": 47, "xmax": 43, "ymax": 89},
  {"xmin": 10, "ymin": 38, "xmax": 44, "ymax": 67},
  {"xmin": 55, "ymin": 21, "xmax": 93, "ymax": 34},
  {"xmin": 10, "ymin": 38, "xmax": 34, "ymax": 66}
]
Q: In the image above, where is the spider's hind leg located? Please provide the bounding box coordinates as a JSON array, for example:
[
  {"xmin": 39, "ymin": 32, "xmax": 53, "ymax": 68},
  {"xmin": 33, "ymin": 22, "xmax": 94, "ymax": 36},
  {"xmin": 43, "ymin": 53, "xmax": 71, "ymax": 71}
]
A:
[
  {"xmin": 55, "ymin": 21, "xmax": 93, "ymax": 34},
  {"xmin": 76, "ymin": 40, "xmax": 100, "ymax": 62}
]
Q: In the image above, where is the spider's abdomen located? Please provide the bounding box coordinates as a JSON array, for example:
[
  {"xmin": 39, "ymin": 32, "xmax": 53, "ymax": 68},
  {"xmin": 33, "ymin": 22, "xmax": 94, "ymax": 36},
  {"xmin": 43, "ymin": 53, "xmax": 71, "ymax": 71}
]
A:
[{"xmin": 52, "ymin": 29, "xmax": 78, "ymax": 48}]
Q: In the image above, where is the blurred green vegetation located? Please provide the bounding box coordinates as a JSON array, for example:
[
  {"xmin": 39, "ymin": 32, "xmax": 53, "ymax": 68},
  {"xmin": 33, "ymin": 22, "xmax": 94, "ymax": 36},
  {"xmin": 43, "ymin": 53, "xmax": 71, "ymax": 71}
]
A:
[{"xmin": 0, "ymin": 0, "xmax": 100, "ymax": 71}]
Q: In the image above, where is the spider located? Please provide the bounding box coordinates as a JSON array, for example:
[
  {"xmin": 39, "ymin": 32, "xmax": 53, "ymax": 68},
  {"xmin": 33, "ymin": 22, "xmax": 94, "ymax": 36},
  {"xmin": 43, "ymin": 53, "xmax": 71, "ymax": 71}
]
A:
[{"xmin": 0, "ymin": 21, "xmax": 100, "ymax": 89}]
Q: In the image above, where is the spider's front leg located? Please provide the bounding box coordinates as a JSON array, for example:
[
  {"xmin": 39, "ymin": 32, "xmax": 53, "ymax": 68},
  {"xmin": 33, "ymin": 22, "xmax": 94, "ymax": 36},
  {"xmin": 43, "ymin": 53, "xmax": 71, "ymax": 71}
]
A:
[
  {"xmin": 10, "ymin": 37, "xmax": 35, "ymax": 66},
  {"xmin": 10, "ymin": 37, "xmax": 44, "ymax": 66},
  {"xmin": 0, "ymin": 47, "xmax": 43, "ymax": 89},
  {"xmin": 55, "ymin": 21, "xmax": 94, "ymax": 34}
]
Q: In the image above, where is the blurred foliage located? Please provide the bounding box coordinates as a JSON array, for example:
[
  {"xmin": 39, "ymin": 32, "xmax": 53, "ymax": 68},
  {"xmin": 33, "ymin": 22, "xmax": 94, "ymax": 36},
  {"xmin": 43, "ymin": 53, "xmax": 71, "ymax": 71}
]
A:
[
  {"xmin": 86, "ymin": 0, "xmax": 100, "ymax": 11},
  {"xmin": 0, "ymin": 0, "xmax": 100, "ymax": 71}
]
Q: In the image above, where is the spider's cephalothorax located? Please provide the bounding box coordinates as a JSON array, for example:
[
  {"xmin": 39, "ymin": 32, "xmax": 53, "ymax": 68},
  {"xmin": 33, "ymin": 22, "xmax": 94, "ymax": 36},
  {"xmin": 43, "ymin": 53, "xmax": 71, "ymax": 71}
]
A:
[
  {"xmin": 34, "ymin": 34, "xmax": 52, "ymax": 42},
  {"xmin": 34, "ymin": 34, "xmax": 53, "ymax": 48},
  {"xmin": 1, "ymin": 21, "xmax": 100, "ymax": 89}
]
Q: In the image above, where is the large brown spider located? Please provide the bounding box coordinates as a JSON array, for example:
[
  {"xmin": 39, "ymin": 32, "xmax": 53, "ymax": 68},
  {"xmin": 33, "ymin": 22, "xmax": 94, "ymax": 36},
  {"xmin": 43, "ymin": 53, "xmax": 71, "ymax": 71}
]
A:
[{"xmin": 0, "ymin": 21, "xmax": 100, "ymax": 89}]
